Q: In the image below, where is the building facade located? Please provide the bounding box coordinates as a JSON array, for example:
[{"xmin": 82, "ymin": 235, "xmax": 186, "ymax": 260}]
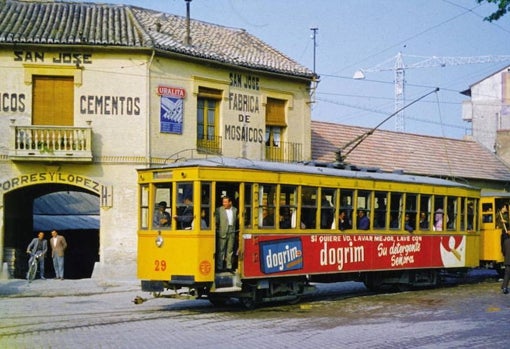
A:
[
  {"xmin": 0, "ymin": 1, "xmax": 315, "ymax": 279},
  {"xmin": 462, "ymin": 65, "xmax": 510, "ymax": 154}
]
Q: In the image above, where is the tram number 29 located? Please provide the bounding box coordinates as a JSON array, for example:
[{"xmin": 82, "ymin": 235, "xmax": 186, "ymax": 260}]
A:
[{"xmin": 154, "ymin": 259, "xmax": 167, "ymax": 271}]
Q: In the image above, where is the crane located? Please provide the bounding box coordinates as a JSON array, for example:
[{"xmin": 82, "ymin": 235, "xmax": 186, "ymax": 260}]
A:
[{"xmin": 353, "ymin": 52, "xmax": 510, "ymax": 132}]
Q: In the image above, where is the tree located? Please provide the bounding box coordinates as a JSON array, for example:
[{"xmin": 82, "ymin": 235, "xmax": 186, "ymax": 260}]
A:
[{"xmin": 478, "ymin": 0, "xmax": 510, "ymax": 21}]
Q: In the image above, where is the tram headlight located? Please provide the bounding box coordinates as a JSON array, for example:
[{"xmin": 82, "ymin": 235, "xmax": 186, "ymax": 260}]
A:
[{"xmin": 155, "ymin": 232, "xmax": 164, "ymax": 247}]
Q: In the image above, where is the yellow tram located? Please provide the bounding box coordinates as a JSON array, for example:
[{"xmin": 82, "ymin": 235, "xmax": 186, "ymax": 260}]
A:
[
  {"xmin": 479, "ymin": 191, "xmax": 510, "ymax": 276},
  {"xmin": 137, "ymin": 157, "xmax": 482, "ymax": 306}
]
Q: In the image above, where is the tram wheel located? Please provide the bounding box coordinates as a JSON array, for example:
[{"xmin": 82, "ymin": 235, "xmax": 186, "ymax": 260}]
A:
[
  {"xmin": 363, "ymin": 274, "xmax": 384, "ymax": 292},
  {"xmin": 286, "ymin": 296, "xmax": 302, "ymax": 305},
  {"xmin": 396, "ymin": 283, "xmax": 410, "ymax": 292},
  {"xmin": 208, "ymin": 295, "xmax": 228, "ymax": 306},
  {"xmin": 239, "ymin": 296, "xmax": 257, "ymax": 309}
]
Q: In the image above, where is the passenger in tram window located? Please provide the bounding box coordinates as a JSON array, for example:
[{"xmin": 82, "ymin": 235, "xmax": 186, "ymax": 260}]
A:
[
  {"xmin": 263, "ymin": 208, "xmax": 275, "ymax": 227},
  {"xmin": 320, "ymin": 195, "xmax": 335, "ymax": 229},
  {"xmin": 290, "ymin": 209, "xmax": 306, "ymax": 229},
  {"xmin": 357, "ymin": 209, "xmax": 370, "ymax": 230},
  {"xmin": 279, "ymin": 207, "xmax": 292, "ymax": 229},
  {"xmin": 404, "ymin": 213, "xmax": 414, "ymax": 233},
  {"xmin": 192, "ymin": 209, "xmax": 208, "ymax": 229},
  {"xmin": 331, "ymin": 210, "xmax": 350, "ymax": 230},
  {"xmin": 390, "ymin": 214, "xmax": 399, "ymax": 229},
  {"xmin": 153, "ymin": 201, "xmax": 171, "ymax": 228},
  {"xmin": 433, "ymin": 208, "xmax": 447, "ymax": 231},
  {"xmin": 173, "ymin": 197, "xmax": 194, "ymax": 229},
  {"xmin": 419, "ymin": 212, "xmax": 429, "ymax": 230}
]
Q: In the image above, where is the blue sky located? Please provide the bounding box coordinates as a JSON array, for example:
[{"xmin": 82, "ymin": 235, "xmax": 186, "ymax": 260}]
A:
[{"xmin": 100, "ymin": 0, "xmax": 510, "ymax": 139}]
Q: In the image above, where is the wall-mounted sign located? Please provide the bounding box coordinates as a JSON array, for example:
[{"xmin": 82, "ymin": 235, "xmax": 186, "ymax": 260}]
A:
[{"xmin": 158, "ymin": 86, "xmax": 186, "ymax": 134}]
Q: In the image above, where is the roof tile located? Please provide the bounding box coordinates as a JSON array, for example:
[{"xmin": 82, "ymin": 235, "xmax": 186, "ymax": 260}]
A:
[
  {"xmin": 0, "ymin": 1, "xmax": 313, "ymax": 79},
  {"xmin": 311, "ymin": 120, "xmax": 510, "ymax": 182}
]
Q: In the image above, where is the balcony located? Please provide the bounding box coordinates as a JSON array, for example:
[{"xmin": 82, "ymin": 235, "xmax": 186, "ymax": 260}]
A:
[
  {"xmin": 265, "ymin": 141, "xmax": 303, "ymax": 163},
  {"xmin": 9, "ymin": 125, "xmax": 93, "ymax": 162},
  {"xmin": 197, "ymin": 135, "xmax": 222, "ymax": 155}
]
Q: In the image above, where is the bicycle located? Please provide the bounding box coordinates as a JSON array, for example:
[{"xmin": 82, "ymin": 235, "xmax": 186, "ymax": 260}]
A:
[{"xmin": 26, "ymin": 251, "xmax": 42, "ymax": 283}]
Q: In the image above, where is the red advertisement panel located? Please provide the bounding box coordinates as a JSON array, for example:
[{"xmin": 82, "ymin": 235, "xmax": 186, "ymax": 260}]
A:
[{"xmin": 242, "ymin": 233, "xmax": 466, "ymax": 278}]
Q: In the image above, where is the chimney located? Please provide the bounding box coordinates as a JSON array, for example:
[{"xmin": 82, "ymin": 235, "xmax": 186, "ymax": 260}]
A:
[{"xmin": 185, "ymin": 0, "xmax": 192, "ymax": 45}]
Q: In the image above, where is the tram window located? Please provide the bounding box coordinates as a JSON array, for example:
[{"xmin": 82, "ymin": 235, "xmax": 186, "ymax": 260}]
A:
[
  {"xmin": 447, "ymin": 197, "xmax": 458, "ymax": 230},
  {"xmin": 280, "ymin": 185, "xmax": 297, "ymax": 229},
  {"xmin": 434, "ymin": 196, "xmax": 446, "ymax": 231},
  {"xmin": 197, "ymin": 183, "xmax": 211, "ymax": 230},
  {"xmin": 244, "ymin": 184, "xmax": 252, "ymax": 228},
  {"xmin": 406, "ymin": 194, "xmax": 417, "ymax": 231},
  {"xmin": 482, "ymin": 203, "xmax": 494, "ymax": 223},
  {"xmin": 467, "ymin": 199, "xmax": 476, "ymax": 230},
  {"xmin": 259, "ymin": 184, "xmax": 276, "ymax": 228},
  {"xmin": 320, "ymin": 188, "xmax": 335, "ymax": 229},
  {"xmin": 373, "ymin": 191, "xmax": 388, "ymax": 229},
  {"xmin": 140, "ymin": 184, "xmax": 149, "ymax": 229},
  {"xmin": 153, "ymin": 184, "xmax": 172, "ymax": 229},
  {"xmin": 356, "ymin": 190, "xmax": 371, "ymax": 230},
  {"xmin": 338, "ymin": 189, "xmax": 354, "ymax": 230},
  {"xmin": 389, "ymin": 193, "xmax": 403, "ymax": 230},
  {"xmin": 302, "ymin": 186, "xmax": 318, "ymax": 229},
  {"xmin": 419, "ymin": 195, "xmax": 431, "ymax": 230},
  {"xmin": 175, "ymin": 183, "xmax": 194, "ymax": 230}
]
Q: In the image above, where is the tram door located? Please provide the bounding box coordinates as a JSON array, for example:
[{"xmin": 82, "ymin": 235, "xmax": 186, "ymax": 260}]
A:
[{"xmin": 215, "ymin": 182, "xmax": 241, "ymax": 270}]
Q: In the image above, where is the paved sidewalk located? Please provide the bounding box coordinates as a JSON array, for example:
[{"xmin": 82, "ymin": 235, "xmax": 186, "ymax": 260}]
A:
[{"xmin": 0, "ymin": 277, "xmax": 140, "ymax": 297}]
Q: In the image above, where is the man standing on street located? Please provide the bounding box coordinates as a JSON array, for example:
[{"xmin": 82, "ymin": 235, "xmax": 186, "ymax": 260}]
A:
[
  {"xmin": 26, "ymin": 232, "xmax": 48, "ymax": 280},
  {"xmin": 50, "ymin": 230, "xmax": 67, "ymax": 280}
]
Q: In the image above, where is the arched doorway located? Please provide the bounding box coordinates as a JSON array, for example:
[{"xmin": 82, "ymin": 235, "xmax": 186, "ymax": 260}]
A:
[{"xmin": 3, "ymin": 183, "xmax": 99, "ymax": 279}]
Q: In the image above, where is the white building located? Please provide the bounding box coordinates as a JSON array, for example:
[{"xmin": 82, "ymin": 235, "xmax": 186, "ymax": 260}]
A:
[{"xmin": 462, "ymin": 65, "xmax": 510, "ymax": 154}]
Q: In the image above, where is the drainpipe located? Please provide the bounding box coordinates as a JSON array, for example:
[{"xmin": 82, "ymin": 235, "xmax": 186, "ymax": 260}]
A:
[{"xmin": 146, "ymin": 50, "xmax": 155, "ymax": 166}]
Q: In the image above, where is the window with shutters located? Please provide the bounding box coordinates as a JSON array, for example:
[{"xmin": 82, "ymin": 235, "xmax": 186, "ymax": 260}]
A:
[
  {"xmin": 265, "ymin": 98, "xmax": 287, "ymax": 161},
  {"xmin": 197, "ymin": 87, "xmax": 222, "ymax": 154},
  {"xmin": 32, "ymin": 76, "xmax": 74, "ymax": 126}
]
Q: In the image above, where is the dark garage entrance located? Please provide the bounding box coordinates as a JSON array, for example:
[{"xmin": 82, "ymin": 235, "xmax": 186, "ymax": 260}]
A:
[{"xmin": 3, "ymin": 184, "xmax": 99, "ymax": 279}]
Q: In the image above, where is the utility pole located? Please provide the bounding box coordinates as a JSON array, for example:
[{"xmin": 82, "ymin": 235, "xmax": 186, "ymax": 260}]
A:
[
  {"xmin": 310, "ymin": 27, "xmax": 318, "ymax": 74},
  {"xmin": 309, "ymin": 27, "xmax": 319, "ymax": 104}
]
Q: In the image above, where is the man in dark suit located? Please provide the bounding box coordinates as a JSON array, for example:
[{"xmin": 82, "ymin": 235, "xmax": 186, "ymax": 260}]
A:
[
  {"xmin": 173, "ymin": 197, "xmax": 194, "ymax": 229},
  {"xmin": 26, "ymin": 232, "xmax": 48, "ymax": 279},
  {"xmin": 215, "ymin": 196, "xmax": 237, "ymax": 271}
]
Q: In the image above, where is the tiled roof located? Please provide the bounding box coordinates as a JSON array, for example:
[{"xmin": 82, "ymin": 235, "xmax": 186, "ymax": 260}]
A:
[
  {"xmin": 0, "ymin": 0, "xmax": 314, "ymax": 79},
  {"xmin": 311, "ymin": 120, "xmax": 510, "ymax": 182}
]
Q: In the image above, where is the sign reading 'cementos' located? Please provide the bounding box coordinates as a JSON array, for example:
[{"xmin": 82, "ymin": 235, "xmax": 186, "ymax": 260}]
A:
[{"xmin": 260, "ymin": 238, "xmax": 303, "ymax": 274}]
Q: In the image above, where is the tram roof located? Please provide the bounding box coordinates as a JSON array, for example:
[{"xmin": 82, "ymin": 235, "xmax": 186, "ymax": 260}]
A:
[
  {"xmin": 481, "ymin": 191, "xmax": 510, "ymax": 198},
  {"xmin": 146, "ymin": 157, "xmax": 475, "ymax": 189}
]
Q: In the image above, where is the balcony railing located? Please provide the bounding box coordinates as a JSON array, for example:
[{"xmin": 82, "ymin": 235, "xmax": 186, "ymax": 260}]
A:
[
  {"xmin": 265, "ymin": 141, "xmax": 303, "ymax": 163},
  {"xmin": 9, "ymin": 125, "xmax": 93, "ymax": 162},
  {"xmin": 197, "ymin": 135, "xmax": 222, "ymax": 155}
]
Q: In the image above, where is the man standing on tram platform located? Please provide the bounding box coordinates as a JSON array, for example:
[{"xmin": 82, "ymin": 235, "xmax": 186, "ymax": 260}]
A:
[
  {"xmin": 215, "ymin": 196, "xmax": 237, "ymax": 272},
  {"xmin": 501, "ymin": 229, "xmax": 510, "ymax": 294}
]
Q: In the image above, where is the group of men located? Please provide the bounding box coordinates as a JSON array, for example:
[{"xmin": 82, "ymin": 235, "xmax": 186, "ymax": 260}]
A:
[{"xmin": 26, "ymin": 230, "xmax": 67, "ymax": 280}]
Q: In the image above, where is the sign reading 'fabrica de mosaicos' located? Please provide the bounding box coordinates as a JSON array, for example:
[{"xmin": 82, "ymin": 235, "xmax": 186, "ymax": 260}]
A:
[{"xmin": 225, "ymin": 72, "xmax": 264, "ymax": 144}]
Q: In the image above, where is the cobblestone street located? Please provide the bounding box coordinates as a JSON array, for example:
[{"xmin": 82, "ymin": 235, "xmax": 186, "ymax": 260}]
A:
[{"xmin": 1, "ymin": 273, "xmax": 509, "ymax": 348}]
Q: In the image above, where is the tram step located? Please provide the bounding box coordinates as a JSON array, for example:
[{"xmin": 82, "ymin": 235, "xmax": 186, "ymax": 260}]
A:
[{"xmin": 213, "ymin": 286, "xmax": 242, "ymax": 293}]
